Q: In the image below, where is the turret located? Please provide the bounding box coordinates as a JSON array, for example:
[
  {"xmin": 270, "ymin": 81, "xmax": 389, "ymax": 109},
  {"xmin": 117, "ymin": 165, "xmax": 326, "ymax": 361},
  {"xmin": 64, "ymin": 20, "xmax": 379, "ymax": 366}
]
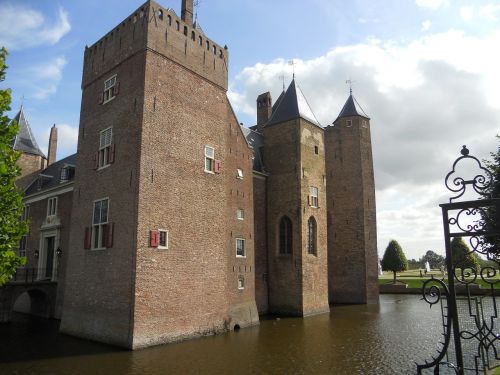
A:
[
  {"xmin": 181, "ymin": 0, "xmax": 194, "ymax": 26},
  {"xmin": 324, "ymin": 91, "xmax": 378, "ymax": 304},
  {"xmin": 256, "ymin": 92, "xmax": 272, "ymax": 131}
]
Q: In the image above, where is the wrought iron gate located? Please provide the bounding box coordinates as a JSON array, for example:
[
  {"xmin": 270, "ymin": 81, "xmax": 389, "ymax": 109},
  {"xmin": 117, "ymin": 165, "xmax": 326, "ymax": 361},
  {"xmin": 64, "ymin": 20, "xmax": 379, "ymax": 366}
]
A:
[{"xmin": 417, "ymin": 146, "xmax": 500, "ymax": 374}]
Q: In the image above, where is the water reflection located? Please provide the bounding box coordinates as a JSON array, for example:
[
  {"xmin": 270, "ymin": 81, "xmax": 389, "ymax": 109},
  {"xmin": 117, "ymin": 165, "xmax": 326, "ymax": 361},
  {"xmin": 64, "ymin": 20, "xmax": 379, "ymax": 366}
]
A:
[{"xmin": 0, "ymin": 295, "xmax": 448, "ymax": 375}]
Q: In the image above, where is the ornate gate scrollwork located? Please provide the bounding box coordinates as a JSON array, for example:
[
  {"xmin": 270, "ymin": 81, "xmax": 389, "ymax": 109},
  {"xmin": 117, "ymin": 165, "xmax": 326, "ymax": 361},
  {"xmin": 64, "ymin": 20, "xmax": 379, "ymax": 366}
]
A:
[{"xmin": 417, "ymin": 146, "xmax": 500, "ymax": 375}]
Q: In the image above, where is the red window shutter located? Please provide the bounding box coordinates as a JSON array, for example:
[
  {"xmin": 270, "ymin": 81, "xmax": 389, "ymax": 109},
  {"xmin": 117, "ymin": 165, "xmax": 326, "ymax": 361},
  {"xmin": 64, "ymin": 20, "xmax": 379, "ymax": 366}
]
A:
[
  {"xmin": 105, "ymin": 222, "xmax": 114, "ymax": 248},
  {"xmin": 109, "ymin": 144, "xmax": 115, "ymax": 164},
  {"xmin": 84, "ymin": 227, "xmax": 91, "ymax": 250},
  {"xmin": 150, "ymin": 230, "xmax": 159, "ymax": 247},
  {"xmin": 214, "ymin": 160, "xmax": 221, "ymax": 174},
  {"xmin": 98, "ymin": 92, "xmax": 104, "ymax": 105},
  {"xmin": 113, "ymin": 82, "xmax": 120, "ymax": 96},
  {"xmin": 307, "ymin": 195, "xmax": 310, "ymax": 206},
  {"xmin": 93, "ymin": 152, "xmax": 99, "ymax": 170}
]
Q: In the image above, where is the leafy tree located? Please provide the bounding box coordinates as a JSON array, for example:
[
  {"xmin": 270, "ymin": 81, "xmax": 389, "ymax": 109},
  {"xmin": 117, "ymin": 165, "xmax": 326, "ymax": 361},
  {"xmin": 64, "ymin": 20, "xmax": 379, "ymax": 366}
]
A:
[
  {"xmin": 451, "ymin": 237, "xmax": 479, "ymax": 270},
  {"xmin": 481, "ymin": 136, "xmax": 500, "ymax": 258},
  {"xmin": 420, "ymin": 250, "xmax": 445, "ymax": 269},
  {"xmin": 0, "ymin": 47, "xmax": 27, "ymax": 286},
  {"xmin": 381, "ymin": 240, "xmax": 408, "ymax": 283}
]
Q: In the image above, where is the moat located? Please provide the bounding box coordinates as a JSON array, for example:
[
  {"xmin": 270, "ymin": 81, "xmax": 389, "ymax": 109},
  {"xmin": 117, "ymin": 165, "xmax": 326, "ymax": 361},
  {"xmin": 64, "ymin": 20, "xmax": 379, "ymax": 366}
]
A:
[{"xmin": 1, "ymin": 295, "xmax": 447, "ymax": 375}]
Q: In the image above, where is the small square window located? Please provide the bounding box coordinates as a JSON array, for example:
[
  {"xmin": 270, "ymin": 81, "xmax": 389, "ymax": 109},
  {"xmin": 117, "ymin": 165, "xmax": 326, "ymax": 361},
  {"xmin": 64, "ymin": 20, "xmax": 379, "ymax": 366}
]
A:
[
  {"xmin": 205, "ymin": 146, "xmax": 215, "ymax": 173},
  {"xmin": 236, "ymin": 168, "xmax": 243, "ymax": 179},
  {"xmin": 310, "ymin": 187, "xmax": 319, "ymax": 208},
  {"xmin": 238, "ymin": 277, "xmax": 245, "ymax": 290},
  {"xmin": 237, "ymin": 209, "xmax": 244, "ymax": 220},
  {"xmin": 158, "ymin": 229, "xmax": 168, "ymax": 249},
  {"xmin": 236, "ymin": 238, "xmax": 245, "ymax": 257},
  {"xmin": 346, "ymin": 120, "xmax": 352, "ymax": 127}
]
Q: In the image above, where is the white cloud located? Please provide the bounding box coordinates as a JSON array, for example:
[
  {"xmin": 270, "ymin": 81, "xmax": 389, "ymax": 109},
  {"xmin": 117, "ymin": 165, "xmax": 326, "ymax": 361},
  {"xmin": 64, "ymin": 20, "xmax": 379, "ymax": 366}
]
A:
[
  {"xmin": 415, "ymin": 0, "xmax": 447, "ymax": 10},
  {"xmin": 41, "ymin": 123, "xmax": 78, "ymax": 159},
  {"xmin": 0, "ymin": 4, "xmax": 70, "ymax": 50},
  {"xmin": 421, "ymin": 20, "xmax": 432, "ymax": 32},
  {"xmin": 27, "ymin": 57, "xmax": 67, "ymax": 100},
  {"xmin": 230, "ymin": 27, "xmax": 500, "ymax": 258},
  {"xmin": 460, "ymin": 6, "xmax": 474, "ymax": 21},
  {"xmin": 479, "ymin": 4, "xmax": 500, "ymax": 21}
]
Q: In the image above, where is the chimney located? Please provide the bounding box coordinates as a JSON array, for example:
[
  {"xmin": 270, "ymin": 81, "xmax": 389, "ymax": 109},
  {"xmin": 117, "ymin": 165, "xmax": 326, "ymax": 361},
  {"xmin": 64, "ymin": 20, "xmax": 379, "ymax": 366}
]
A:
[
  {"xmin": 181, "ymin": 0, "xmax": 194, "ymax": 25},
  {"xmin": 47, "ymin": 124, "xmax": 58, "ymax": 166},
  {"xmin": 256, "ymin": 92, "xmax": 272, "ymax": 131}
]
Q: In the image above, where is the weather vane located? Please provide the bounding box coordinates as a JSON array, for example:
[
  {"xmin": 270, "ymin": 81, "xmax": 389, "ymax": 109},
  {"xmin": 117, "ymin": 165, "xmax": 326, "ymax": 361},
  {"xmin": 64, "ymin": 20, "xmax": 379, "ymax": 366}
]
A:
[
  {"xmin": 288, "ymin": 59, "xmax": 296, "ymax": 79},
  {"xmin": 193, "ymin": 0, "xmax": 201, "ymax": 23},
  {"xmin": 278, "ymin": 74, "xmax": 285, "ymax": 91},
  {"xmin": 345, "ymin": 79, "xmax": 355, "ymax": 95}
]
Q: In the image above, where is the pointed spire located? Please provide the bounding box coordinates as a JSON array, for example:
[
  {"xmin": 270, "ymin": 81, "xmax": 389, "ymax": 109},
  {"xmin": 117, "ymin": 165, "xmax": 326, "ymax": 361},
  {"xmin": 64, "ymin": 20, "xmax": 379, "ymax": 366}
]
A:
[
  {"xmin": 335, "ymin": 93, "xmax": 369, "ymax": 122},
  {"xmin": 11, "ymin": 106, "xmax": 46, "ymax": 158},
  {"xmin": 267, "ymin": 79, "xmax": 321, "ymax": 127}
]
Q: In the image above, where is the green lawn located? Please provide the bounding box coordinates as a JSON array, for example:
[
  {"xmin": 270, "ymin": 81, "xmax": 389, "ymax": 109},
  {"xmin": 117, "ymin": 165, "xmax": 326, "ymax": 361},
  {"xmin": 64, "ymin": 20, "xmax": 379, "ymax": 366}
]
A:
[{"xmin": 379, "ymin": 269, "xmax": 500, "ymax": 289}]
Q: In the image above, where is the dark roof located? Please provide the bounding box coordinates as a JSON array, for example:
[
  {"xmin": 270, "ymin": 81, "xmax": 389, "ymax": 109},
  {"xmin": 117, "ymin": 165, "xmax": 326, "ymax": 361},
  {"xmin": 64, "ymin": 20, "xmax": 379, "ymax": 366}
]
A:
[
  {"xmin": 241, "ymin": 126, "xmax": 265, "ymax": 173},
  {"xmin": 267, "ymin": 79, "xmax": 321, "ymax": 127},
  {"xmin": 272, "ymin": 90, "xmax": 285, "ymax": 113},
  {"xmin": 11, "ymin": 106, "xmax": 46, "ymax": 158},
  {"xmin": 335, "ymin": 94, "xmax": 370, "ymax": 122},
  {"xmin": 25, "ymin": 153, "xmax": 77, "ymax": 196}
]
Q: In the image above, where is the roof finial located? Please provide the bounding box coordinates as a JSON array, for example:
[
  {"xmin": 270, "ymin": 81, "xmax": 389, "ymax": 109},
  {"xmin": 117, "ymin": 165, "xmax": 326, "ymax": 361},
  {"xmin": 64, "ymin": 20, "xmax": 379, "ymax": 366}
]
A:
[
  {"xmin": 279, "ymin": 74, "xmax": 285, "ymax": 92},
  {"xmin": 288, "ymin": 59, "xmax": 296, "ymax": 80},
  {"xmin": 194, "ymin": 0, "xmax": 201, "ymax": 24},
  {"xmin": 20, "ymin": 94, "xmax": 25, "ymax": 108},
  {"xmin": 346, "ymin": 79, "xmax": 354, "ymax": 95}
]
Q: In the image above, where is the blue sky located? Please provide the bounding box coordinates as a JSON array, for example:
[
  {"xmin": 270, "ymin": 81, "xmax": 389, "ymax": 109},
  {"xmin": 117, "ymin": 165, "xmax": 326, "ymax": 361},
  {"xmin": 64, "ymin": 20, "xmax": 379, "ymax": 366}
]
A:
[{"xmin": 2, "ymin": 0, "xmax": 500, "ymax": 260}]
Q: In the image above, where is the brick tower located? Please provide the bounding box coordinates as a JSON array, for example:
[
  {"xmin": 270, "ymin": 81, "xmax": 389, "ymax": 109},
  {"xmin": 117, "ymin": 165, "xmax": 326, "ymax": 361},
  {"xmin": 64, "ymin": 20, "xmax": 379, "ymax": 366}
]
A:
[
  {"xmin": 262, "ymin": 80, "xmax": 329, "ymax": 316},
  {"xmin": 61, "ymin": 0, "xmax": 258, "ymax": 349},
  {"xmin": 324, "ymin": 92, "xmax": 379, "ymax": 304}
]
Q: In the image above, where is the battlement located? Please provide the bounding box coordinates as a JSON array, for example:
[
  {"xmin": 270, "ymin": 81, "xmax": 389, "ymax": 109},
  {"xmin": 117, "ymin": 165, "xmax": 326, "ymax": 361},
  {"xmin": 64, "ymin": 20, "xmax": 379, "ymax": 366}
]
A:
[{"xmin": 82, "ymin": 0, "xmax": 228, "ymax": 90}]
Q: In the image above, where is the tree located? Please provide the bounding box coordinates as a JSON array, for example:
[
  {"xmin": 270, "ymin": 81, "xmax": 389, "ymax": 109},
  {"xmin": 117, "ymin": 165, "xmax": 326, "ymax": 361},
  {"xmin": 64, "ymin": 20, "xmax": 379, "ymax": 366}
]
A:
[
  {"xmin": 420, "ymin": 250, "xmax": 445, "ymax": 269},
  {"xmin": 481, "ymin": 136, "xmax": 500, "ymax": 258},
  {"xmin": 0, "ymin": 47, "xmax": 27, "ymax": 286},
  {"xmin": 451, "ymin": 237, "xmax": 479, "ymax": 270},
  {"xmin": 381, "ymin": 240, "xmax": 408, "ymax": 283}
]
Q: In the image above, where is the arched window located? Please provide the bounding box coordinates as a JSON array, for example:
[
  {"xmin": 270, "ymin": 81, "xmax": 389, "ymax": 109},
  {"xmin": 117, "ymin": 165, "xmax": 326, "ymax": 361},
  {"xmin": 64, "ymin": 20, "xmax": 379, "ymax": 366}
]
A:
[
  {"xmin": 279, "ymin": 216, "xmax": 292, "ymax": 255},
  {"xmin": 307, "ymin": 216, "xmax": 317, "ymax": 255},
  {"xmin": 198, "ymin": 35, "xmax": 203, "ymax": 46},
  {"xmin": 167, "ymin": 15, "xmax": 172, "ymax": 26}
]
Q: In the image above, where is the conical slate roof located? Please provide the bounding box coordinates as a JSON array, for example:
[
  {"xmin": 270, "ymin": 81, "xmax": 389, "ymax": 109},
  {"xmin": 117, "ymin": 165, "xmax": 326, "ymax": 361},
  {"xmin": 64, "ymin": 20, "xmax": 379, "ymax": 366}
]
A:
[
  {"xmin": 267, "ymin": 79, "xmax": 321, "ymax": 127},
  {"xmin": 11, "ymin": 106, "xmax": 46, "ymax": 158},
  {"xmin": 335, "ymin": 94, "xmax": 369, "ymax": 121}
]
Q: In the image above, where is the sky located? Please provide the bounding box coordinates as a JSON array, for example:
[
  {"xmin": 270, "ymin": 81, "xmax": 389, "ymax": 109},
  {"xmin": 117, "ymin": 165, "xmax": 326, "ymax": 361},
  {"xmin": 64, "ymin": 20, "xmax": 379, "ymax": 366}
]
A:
[{"xmin": 1, "ymin": 0, "xmax": 500, "ymax": 260}]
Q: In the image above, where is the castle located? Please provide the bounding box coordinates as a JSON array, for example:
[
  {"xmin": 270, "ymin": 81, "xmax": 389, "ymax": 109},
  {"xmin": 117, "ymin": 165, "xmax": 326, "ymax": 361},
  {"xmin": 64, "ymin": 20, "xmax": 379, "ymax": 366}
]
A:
[{"xmin": 9, "ymin": 0, "xmax": 378, "ymax": 349}]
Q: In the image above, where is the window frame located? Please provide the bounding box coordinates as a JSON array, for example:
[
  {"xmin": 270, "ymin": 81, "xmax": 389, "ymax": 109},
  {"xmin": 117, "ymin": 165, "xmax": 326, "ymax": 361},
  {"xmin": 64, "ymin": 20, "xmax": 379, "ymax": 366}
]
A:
[
  {"xmin": 158, "ymin": 229, "xmax": 169, "ymax": 249},
  {"xmin": 310, "ymin": 187, "xmax": 319, "ymax": 208},
  {"xmin": 204, "ymin": 145, "xmax": 215, "ymax": 173},
  {"xmin": 103, "ymin": 74, "xmax": 117, "ymax": 104},
  {"xmin": 47, "ymin": 197, "xmax": 57, "ymax": 218},
  {"xmin": 238, "ymin": 277, "xmax": 245, "ymax": 290},
  {"xmin": 237, "ymin": 209, "xmax": 245, "ymax": 220},
  {"xmin": 236, "ymin": 168, "xmax": 243, "ymax": 179},
  {"xmin": 98, "ymin": 127, "xmax": 113, "ymax": 169},
  {"xmin": 236, "ymin": 238, "xmax": 246, "ymax": 258},
  {"xmin": 307, "ymin": 216, "xmax": 317, "ymax": 256},
  {"xmin": 91, "ymin": 197, "xmax": 109, "ymax": 250}
]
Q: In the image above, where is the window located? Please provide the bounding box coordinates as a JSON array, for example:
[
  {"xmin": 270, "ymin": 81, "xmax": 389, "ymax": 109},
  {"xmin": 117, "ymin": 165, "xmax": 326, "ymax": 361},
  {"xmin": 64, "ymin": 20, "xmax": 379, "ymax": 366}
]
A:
[
  {"xmin": 47, "ymin": 197, "xmax": 57, "ymax": 218},
  {"xmin": 237, "ymin": 209, "xmax": 244, "ymax": 220},
  {"xmin": 183, "ymin": 26, "xmax": 188, "ymax": 36},
  {"xmin": 236, "ymin": 238, "xmax": 245, "ymax": 257},
  {"xmin": 310, "ymin": 187, "xmax": 319, "ymax": 208},
  {"xmin": 279, "ymin": 216, "xmax": 293, "ymax": 255},
  {"xmin": 157, "ymin": 9, "xmax": 163, "ymax": 20},
  {"xmin": 314, "ymin": 146, "xmax": 319, "ymax": 155},
  {"xmin": 92, "ymin": 198, "xmax": 109, "ymax": 249},
  {"xmin": 158, "ymin": 229, "xmax": 168, "ymax": 249},
  {"xmin": 198, "ymin": 35, "xmax": 203, "ymax": 46},
  {"xmin": 22, "ymin": 205, "xmax": 30, "ymax": 222},
  {"xmin": 167, "ymin": 15, "xmax": 172, "ymax": 25},
  {"xmin": 60, "ymin": 165, "xmax": 75, "ymax": 183},
  {"xmin": 205, "ymin": 146, "xmax": 215, "ymax": 173},
  {"xmin": 238, "ymin": 277, "xmax": 245, "ymax": 290},
  {"xmin": 176, "ymin": 21, "xmax": 180, "ymax": 31},
  {"xmin": 191, "ymin": 31, "xmax": 195, "ymax": 41},
  {"xmin": 236, "ymin": 168, "xmax": 243, "ymax": 179},
  {"xmin": 307, "ymin": 217, "xmax": 317, "ymax": 255},
  {"xmin": 19, "ymin": 235, "xmax": 27, "ymax": 257},
  {"xmin": 346, "ymin": 120, "xmax": 352, "ymax": 127},
  {"xmin": 99, "ymin": 128, "xmax": 113, "ymax": 168},
  {"xmin": 103, "ymin": 75, "xmax": 117, "ymax": 103}
]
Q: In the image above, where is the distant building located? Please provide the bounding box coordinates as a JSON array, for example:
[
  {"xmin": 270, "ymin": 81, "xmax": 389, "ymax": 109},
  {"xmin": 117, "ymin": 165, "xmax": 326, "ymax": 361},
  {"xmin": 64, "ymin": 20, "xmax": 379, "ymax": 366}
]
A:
[{"xmin": 11, "ymin": 0, "xmax": 378, "ymax": 349}]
